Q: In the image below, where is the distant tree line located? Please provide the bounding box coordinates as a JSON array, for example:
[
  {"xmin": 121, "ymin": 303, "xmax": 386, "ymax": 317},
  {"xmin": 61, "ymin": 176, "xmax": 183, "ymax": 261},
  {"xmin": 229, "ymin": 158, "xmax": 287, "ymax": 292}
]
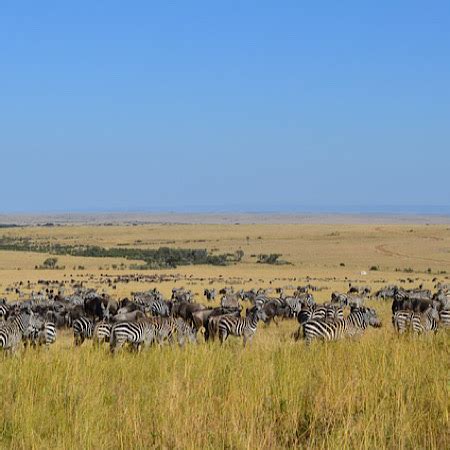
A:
[{"xmin": 0, "ymin": 236, "xmax": 242, "ymax": 268}]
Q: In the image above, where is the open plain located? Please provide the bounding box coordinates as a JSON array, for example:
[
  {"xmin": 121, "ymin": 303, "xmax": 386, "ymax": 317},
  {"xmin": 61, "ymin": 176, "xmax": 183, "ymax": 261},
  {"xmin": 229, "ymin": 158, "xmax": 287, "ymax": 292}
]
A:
[{"xmin": 0, "ymin": 218, "xmax": 449, "ymax": 449}]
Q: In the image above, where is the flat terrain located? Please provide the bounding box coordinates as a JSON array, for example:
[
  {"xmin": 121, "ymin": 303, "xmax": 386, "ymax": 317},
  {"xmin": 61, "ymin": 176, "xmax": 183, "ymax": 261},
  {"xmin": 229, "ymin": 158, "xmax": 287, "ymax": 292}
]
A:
[
  {"xmin": 2, "ymin": 212, "xmax": 450, "ymax": 225},
  {"xmin": 0, "ymin": 221, "xmax": 449, "ymax": 449}
]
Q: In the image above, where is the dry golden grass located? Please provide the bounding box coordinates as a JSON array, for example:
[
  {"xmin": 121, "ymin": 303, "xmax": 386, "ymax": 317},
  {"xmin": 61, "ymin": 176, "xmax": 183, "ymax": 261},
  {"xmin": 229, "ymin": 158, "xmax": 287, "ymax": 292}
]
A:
[{"xmin": 0, "ymin": 223, "xmax": 449, "ymax": 449}]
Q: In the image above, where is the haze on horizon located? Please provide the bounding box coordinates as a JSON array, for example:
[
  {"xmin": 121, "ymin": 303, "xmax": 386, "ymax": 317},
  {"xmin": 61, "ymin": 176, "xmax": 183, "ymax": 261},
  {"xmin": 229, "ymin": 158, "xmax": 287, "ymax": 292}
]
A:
[{"xmin": 1, "ymin": 1, "xmax": 449, "ymax": 214}]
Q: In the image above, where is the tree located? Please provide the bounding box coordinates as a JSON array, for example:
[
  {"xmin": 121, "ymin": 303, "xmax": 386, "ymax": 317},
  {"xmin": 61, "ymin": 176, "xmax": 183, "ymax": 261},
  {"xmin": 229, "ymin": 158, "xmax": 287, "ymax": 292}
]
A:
[{"xmin": 42, "ymin": 257, "xmax": 58, "ymax": 269}]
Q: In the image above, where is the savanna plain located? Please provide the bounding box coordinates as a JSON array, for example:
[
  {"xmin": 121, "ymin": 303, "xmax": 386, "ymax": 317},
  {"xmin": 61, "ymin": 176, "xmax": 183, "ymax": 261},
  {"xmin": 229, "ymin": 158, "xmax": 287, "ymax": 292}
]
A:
[{"xmin": 0, "ymin": 221, "xmax": 449, "ymax": 449}]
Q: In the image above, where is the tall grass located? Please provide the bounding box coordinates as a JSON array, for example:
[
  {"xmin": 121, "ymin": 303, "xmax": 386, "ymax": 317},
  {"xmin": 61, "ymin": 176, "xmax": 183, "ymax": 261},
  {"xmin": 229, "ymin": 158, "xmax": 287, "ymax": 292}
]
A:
[{"xmin": 0, "ymin": 303, "xmax": 448, "ymax": 449}]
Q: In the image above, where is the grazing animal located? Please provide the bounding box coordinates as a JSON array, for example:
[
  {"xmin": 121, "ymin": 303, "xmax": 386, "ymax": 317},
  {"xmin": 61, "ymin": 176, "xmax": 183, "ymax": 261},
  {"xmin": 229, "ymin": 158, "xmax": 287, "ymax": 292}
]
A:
[
  {"xmin": 73, "ymin": 317, "xmax": 94, "ymax": 346},
  {"xmin": 301, "ymin": 307, "xmax": 381, "ymax": 345},
  {"xmin": 0, "ymin": 310, "xmax": 34, "ymax": 354},
  {"xmin": 218, "ymin": 308, "xmax": 267, "ymax": 346},
  {"xmin": 297, "ymin": 305, "xmax": 327, "ymax": 324},
  {"xmin": 148, "ymin": 299, "xmax": 170, "ymax": 317},
  {"xmin": 325, "ymin": 304, "xmax": 344, "ymax": 323},
  {"xmin": 36, "ymin": 321, "xmax": 57, "ymax": 347},
  {"xmin": 110, "ymin": 319, "xmax": 156, "ymax": 353},
  {"xmin": 285, "ymin": 294, "xmax": 315, "ymax": 317},
  {"xmin": 151, "ymin": 317, "xmax": 197, "ymax": 346},
  {"xmin": 220, "ymin": 293, "xmax": 242, "ymax": 310},
  {"xmin": 392, "ymin": 310, "xmax": 413, "ymax": 334},
  {"xmin": 204, "ymin": 289, "xmax": 216, "ymax": 302},
  {"xmin": 93, "ymin": 321, "xmax": 112, "ymax": 346},
  {"xmin": 205, "ymin": 310, "xmax": 241, "ymax": 342},
  {"xmin": 410, "ymin": 308, "xmax": 440, "ymax": 334},
  {"xmin": 0, "ymin": 302, "xmax": 9, "ymax": 321},
  {"xmin": 439, "ymin": 309, "xmax": 450, "ymax": 328}
]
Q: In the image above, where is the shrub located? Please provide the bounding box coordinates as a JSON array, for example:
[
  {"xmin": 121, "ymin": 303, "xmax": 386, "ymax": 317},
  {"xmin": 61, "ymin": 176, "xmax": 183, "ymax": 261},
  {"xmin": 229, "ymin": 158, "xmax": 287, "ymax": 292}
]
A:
[{"xmin": 42, "ymin": 257, "xmax": 58, "ymax": 269}]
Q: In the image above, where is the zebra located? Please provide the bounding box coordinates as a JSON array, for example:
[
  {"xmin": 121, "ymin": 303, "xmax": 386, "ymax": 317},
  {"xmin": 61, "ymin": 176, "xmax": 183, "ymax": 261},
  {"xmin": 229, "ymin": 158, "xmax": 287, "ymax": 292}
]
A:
[
  {"xmin": 148, "ymin": 299, "xmax": 170, "ymax": 317},
  {"xmin": 218, "ymin": 307, "xmax": 267, "ymax": 346},
  {"xmin": 293, "ymin": 305, "xmax": 340, "ymax": 340},
  {"xmin": 207, "ymin": 314, "xmax": 230, "ymax": 342},
  {"xmin": 331, "ymin": 292, "xmax": 349, "ymax": 307},
  {"xmin": 73, "ymin": 317, "xmax": 94, "ymax": 346},
  {"xmin": 93, "ymin": 321, "xmax": 112, "ymax": 346},
  {"xmin": 150, "ymin": 317, "xmax": 196, "ymax": 346},
  {"xmin": 110, "ymin": 319, "xmax": 156, "ymax": 353},
  {"xmin": 439, "ymin": 309, "xmax": 450, "ymax": 328},
  {"xmin": 285, "ymin": 294, "xmax": 315, "ymax": 317},
  {"xmin": 297, "ymin": 305, "xmax": 327, "ymax": 324},
  {"xmin": 392, "ymin": 310, "xmax": 412, "ymax": 334},
  {"xmin": 410, "ymin": 308, "xmax": 440, "ymax": 334},
  {"xmin": 301, "ymin": 307, "xmax": 381, "ymax": 345},
  {"xmin": 36, "ymin": 321, "xmax": 57, "ymax": 347},
  {"xmin": 204, "ymin": 289, "xmax": 216, "ymax": 302},
  {"xmin": 174, "ymin": 318, "xmax": 197, "ymax": 346},
  {"xmin": 0, "ymin": 310, "xmax": 34, "ymax": 354},
  {"xmin": 348, "ymin": 307, "xmax": 381, "ymax": 330},
  {"xmin": 0, "ymin": 303, "xmax": 9, "ymax": 321},
  {"xmin": 325, "ymin": 304, "xmax": 344, "ymax": 323}
]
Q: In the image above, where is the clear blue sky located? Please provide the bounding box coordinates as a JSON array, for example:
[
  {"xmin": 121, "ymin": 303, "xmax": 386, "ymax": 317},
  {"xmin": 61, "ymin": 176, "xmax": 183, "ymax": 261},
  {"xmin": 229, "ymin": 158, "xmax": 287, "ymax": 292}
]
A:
[{"xmin": 1, "ymin": 1, "xmax": 449, "ymax": 213}]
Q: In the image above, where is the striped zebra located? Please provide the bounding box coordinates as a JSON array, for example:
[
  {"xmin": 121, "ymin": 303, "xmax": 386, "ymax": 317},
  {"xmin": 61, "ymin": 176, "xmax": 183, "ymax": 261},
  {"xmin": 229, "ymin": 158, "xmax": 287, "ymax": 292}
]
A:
[
  {"xmin": 207, "ymin": 314, "xmax": 229, "ymax": 342},
  {"xmin": 297, "ymin": 305, "xmax": 327, "ymax": 324},
  {"xmin": 218, "ymin": 308, "xmax": 267, "ymax": 346},
  {"xmin": 0, "ymin": 303, "xmax": 9, "ymax": 321},
  {"xmin": 410, "ymin": 308, "xmax": 439, "ymax": 334},
  {"xmin": 151, "ymin": 317, "xmax": 196, "ymax": 346},
  {"xmin": 148, "ymin": 299, "xmax": 170, "ymax": 317},
  {"xmin": 36, "ymin": 321, "xmax": 57, "ymax": 347},
  {"xmin": 439, "ymin": 309, "xmax": 450, "ymax": 328},
  {"xmin": 325, "ymin": 304, "xmax": 344, "ymax": 323},
  {"xmin": 294, "ymin": 304, "xmax": 344, "ymax": 338},
  {"xmin": 301, "ymin": 307, "xmax": 381, "ymax": 345},
  {"xmin": 93, "ymin": 321, "xmax": 112, "ymax": 346},
  {"xmin": 286, "ymin": 294, "xmax": 315, "ymax": 317},
  {"xmin": 0, "ymin": 310, "xmax": 34, "ymax": 354},
  {"xmin": 110, "ymin": 319, "xmax": 156, "ymax": 353},
  {"xmin": 254, "ymin": 295, "xmax": 269, "ymax": 309},
  {"xmin": 73, "ymin": 317, "xmax": 94, "ymax": 346},
  {"xmin": 0, "ymin": 298, "xmax": 9, "ymax": 322},
  {"xmin": 392, "ymin": 310, "xmax": 412, "ymax": 334},
  {"xmin": 174, "ymin": 318, "xmax": 197, "ymax": 346}
]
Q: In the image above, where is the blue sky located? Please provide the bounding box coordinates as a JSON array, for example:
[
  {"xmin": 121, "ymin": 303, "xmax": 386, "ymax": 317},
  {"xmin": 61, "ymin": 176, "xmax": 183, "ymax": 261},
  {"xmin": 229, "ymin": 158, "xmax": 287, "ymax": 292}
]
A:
[{"xmin": 1, "ymin": 1, "xmax": 449, "ymax": 213}]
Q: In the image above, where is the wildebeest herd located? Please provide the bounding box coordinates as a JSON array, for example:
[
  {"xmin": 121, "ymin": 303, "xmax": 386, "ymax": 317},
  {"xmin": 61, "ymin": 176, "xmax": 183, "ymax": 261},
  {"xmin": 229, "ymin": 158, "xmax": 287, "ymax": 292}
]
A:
[{"xmin": 0, "ymin": 283, "xmax": 449, "ymax": 355}]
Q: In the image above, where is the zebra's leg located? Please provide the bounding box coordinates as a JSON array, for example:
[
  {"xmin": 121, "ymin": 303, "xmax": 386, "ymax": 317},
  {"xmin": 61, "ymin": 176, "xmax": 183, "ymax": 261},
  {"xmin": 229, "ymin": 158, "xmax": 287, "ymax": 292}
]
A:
[
  {"xmin": 219, "ymin": 329, "xmax": 228, "ymax": 344},
  {"xmin": 293, "ymin": 326, "xmax": 302, "ymax": 341},
  {"xmin": 131, "ymin": 342, "xmax": 141, "ymax": 353},
  {"xmin": 243, "ymin": 332, "xmax": 254, "ymax": 347}
]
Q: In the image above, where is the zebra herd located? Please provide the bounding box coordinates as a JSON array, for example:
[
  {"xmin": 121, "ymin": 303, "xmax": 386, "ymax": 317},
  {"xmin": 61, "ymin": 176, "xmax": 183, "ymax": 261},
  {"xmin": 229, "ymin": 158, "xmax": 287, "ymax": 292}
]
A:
[
  {"xmin": 0, "ymin": 283, "xmax": 448, "ymax": 355},
  {"xmin": 391, "ymin": 287, "xmax": 450, "ymax": 334}
]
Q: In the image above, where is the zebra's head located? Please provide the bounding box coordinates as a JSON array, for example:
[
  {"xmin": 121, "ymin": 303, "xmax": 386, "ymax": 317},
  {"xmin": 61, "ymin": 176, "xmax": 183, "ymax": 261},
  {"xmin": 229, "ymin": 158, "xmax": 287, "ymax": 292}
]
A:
[
  {"xmin": 254, "ymin": 306, "xmax": 268, "ymax": 323},
  {"xmin": 427, "ymin": 306, "xmax": 440, "ymax": 321},
  {"xmin": 365, "ymin": 308, "xmax": 382, "ymax": 328}
]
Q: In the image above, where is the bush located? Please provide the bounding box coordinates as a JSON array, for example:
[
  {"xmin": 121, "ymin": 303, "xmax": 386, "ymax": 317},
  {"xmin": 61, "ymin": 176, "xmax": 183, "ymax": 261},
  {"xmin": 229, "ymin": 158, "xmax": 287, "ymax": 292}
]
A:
[
  {"xmin": 257, "ymin": 254, "xmax": 291, "ymax": 265},
  {"xmin": 42, "ymin": 257, "xmax": 58, "ymax": 269}
]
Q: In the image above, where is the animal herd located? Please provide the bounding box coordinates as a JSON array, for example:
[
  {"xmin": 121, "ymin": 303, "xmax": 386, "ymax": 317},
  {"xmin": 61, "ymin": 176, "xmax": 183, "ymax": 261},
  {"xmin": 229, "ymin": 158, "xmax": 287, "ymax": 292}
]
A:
[{"xmin": 0, "ymin": 283, "xmax": 449, "ymax": 355}]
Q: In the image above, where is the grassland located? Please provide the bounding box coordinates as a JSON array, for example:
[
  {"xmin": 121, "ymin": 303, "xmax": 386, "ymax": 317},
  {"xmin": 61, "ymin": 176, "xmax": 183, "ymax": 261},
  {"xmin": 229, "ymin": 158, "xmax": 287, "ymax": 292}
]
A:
[{"xmin": 0, "ymin": 222, "xmax": 449, "ymax": 449}]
